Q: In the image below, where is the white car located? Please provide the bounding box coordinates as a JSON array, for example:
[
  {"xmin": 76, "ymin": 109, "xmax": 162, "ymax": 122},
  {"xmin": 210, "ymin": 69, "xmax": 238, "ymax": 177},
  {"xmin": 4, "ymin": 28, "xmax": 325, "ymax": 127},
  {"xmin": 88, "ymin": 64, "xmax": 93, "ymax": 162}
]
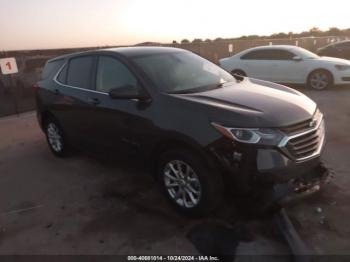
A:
[{"xmin": 219, "ymin": 45, "xmax": 350, "ymax": 90}]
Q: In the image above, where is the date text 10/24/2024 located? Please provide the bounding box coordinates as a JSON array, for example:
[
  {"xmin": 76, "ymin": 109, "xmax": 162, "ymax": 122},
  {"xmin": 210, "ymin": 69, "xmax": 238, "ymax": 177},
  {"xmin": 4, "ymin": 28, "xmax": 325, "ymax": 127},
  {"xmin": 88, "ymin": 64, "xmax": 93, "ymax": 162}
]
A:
[{"xmin": 127, "ymin": 256, "xmax": 219, "ymax": 261}]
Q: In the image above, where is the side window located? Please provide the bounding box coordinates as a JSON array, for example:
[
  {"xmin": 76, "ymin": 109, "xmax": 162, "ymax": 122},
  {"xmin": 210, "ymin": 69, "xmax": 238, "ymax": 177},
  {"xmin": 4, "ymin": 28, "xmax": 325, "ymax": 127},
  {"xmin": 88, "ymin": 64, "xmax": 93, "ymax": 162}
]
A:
[
  {"xmin": 337, "ymin": 41, "xmax": 350, "ymax": 49},
  {"xmin": 241, "ymin": 50, "xmax": 266, "ymax": 60},
  {"xmin": 57, "ymin": 63, "xmax": 67, "ymax": 84},
  {"xmin": 241, "ymin": 49, "xmax": 294, "ymax": 60},
  {"xmin": 41, "ymin": 59, "xmax": 64, "ymax": 80},
  {"xmin": 269, "ymin": 50, "xmax": 295, "ymax": 60},
  {"xmin": 96, "ymin": 56, "xmax": 138, "ymax": 93},
  {"xmin": 66, "ymin": 56, "xmax": 94, "ymax": 89}
]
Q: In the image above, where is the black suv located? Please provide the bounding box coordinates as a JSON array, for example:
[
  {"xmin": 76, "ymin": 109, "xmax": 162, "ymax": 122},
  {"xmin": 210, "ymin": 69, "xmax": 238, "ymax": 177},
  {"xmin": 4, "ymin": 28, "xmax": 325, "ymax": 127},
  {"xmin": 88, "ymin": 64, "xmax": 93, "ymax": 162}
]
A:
[
  {"xmin": 317, "ymin": 40, "xmax": 350, "ymax": 60},
  {"xmin": 35, "ymin": 47, "xmax": 328, "ymax": 216}
]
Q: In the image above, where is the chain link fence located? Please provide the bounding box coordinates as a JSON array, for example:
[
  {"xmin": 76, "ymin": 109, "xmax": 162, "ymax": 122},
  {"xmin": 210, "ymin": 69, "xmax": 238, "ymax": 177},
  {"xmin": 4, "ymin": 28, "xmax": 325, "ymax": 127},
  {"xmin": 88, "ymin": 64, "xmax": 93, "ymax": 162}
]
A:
[{"xmin": 0, "ymin": 36, "xmax": 348, "ymax": 118}]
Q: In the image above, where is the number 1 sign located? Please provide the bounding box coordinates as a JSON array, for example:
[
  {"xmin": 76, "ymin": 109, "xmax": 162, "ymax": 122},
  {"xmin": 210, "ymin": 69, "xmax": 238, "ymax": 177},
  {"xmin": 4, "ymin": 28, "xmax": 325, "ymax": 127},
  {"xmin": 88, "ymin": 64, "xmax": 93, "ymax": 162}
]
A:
[{"xmin": 0, "ymin": 57, "xmax": 18, "ymax": 75}]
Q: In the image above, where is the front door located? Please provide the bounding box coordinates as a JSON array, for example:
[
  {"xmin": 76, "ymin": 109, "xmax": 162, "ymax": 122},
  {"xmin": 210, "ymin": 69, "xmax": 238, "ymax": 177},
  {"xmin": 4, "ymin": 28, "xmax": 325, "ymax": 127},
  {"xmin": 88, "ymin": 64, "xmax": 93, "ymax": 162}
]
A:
[
  {"xmin": 84, "ymin": 55, "xmax": 151, "ymax": 157},
  {"xmin": 265, "ymin": 49, "xmax": 306, "ymax": 83},
  {"xmin": 243, "ymin": 49, "xmax": 306, "ymax": 83}
]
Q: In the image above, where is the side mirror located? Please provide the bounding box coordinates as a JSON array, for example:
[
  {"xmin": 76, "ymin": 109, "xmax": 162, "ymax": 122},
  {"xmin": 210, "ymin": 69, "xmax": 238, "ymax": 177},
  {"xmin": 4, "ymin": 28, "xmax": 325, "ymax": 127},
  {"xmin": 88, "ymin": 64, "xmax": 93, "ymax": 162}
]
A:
[
  {"xmin": 108, "ymin": 84, "xmax": 149, "ymax": 101},
  {"xmin": 292, "ymin": 56, "xmax": 302, "ymax": 61}
]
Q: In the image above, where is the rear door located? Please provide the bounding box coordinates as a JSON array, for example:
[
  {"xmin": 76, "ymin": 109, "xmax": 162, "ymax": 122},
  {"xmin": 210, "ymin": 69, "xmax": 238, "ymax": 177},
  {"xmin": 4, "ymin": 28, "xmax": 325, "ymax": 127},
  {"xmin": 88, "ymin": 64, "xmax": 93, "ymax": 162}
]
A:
[
  {"xmin": 53, "ymin": 55, "xmax": 96, "ymax": 144},
  {"xmin": 239, "ymin": 50, "xmax": 272, "ymax": 80}
]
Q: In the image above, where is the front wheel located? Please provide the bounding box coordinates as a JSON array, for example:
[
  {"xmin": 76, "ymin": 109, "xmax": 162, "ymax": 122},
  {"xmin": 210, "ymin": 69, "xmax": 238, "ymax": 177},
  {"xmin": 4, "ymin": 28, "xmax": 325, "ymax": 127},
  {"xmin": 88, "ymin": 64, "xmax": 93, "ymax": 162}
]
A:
[
  {"xmin": 307, "ymin": 70, "xmax": 333, "ymax": 90},
  {"xmin": 157, "ymin": 149, "xmax": 224, "ymax": 217}
]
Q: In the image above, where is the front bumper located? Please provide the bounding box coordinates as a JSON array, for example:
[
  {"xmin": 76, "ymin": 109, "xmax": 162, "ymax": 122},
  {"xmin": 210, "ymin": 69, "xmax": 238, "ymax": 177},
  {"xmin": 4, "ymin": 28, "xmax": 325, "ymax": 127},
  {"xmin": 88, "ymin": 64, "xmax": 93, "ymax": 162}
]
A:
[
  {"xmin": 252, "ymin": 162, "xmax": 332, "ymax": 213},
  {"xmin": 255, "ymin": 147, "xmax": 322, "ymax": 184},
  {"xmin": 333, "ymin": 70, "xmax": 350, "ymax": 85},
  {"xmin": 272, "ymin": 161, "xmax": 331, "ymax": 204}
]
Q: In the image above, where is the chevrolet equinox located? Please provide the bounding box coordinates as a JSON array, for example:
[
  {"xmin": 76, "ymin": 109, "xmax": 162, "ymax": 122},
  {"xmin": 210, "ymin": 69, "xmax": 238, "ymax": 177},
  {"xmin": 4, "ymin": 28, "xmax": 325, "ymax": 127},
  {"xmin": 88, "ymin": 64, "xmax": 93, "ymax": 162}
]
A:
[{"xmin": 35, "ymin": 47, "xmax": 328, "ymax": 216}]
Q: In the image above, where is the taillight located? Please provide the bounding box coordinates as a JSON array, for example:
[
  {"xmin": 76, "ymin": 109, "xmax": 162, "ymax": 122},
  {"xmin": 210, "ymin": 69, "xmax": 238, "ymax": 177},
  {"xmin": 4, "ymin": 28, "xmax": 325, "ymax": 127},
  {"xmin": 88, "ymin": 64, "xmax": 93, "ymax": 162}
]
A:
[{"xmin": 32, "ymin": 83, "xmax": 39, "ymax": 91}]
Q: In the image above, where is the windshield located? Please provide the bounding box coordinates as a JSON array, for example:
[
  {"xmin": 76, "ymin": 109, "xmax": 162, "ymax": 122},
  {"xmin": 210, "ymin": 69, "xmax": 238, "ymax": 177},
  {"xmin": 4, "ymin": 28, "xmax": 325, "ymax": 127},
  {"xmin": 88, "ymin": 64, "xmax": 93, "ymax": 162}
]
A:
[
  {"xmin": 296, "ymin": 47, "xmax": 320, "ymax": 59},
  {"xmin": 131, "ymin": 51, "xmax": 235, "ymax": 94}
]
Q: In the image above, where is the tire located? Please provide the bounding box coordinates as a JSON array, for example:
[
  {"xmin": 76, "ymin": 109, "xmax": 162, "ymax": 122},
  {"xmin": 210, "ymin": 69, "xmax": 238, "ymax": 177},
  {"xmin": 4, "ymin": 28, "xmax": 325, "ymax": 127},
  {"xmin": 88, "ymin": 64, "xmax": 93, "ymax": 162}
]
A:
[
  {"xmin": 307, "ymin": 70, "xmax": 333, "ymax": 90},
  {"xmin": 157, "ymin": 148, "xmax": 224, "ymax": 217},
  {"xmin": 231, "ymin": 69, "xmax": 247, "ymax": 82},
  {"xmin": 44, "ymin": 117, "xmax": 69, "ymax": 157}
]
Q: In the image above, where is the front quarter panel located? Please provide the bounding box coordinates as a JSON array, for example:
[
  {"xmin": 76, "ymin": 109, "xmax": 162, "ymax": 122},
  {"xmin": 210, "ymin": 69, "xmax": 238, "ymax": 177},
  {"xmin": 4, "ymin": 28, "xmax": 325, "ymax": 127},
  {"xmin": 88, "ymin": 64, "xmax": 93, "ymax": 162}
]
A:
[{"xmin": 304, "ymin": 59, "xmax": 345, "ymax": 84}]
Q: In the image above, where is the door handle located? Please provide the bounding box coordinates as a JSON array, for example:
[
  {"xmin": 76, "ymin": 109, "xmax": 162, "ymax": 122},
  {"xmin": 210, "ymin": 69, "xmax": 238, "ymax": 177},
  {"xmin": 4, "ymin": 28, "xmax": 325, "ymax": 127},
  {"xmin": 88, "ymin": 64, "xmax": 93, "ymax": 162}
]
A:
[{"xmin": 88, "ymin": 97, "xmax": 100, "ymax": 105}]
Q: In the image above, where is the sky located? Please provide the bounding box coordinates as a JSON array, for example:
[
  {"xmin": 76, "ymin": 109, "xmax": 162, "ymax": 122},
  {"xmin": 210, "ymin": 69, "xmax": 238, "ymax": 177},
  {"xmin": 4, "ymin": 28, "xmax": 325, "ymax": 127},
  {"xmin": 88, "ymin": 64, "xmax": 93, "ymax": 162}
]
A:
[{"xmin": 0, "ymin": 0, "xmax": 349, "ymax": 51}]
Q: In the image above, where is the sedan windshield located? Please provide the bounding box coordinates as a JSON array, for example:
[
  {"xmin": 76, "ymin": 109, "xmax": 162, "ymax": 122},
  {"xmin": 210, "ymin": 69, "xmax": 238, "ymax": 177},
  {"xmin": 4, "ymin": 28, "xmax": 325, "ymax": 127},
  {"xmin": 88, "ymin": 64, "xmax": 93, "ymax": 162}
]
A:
[{"xmin": 131, "ymin": 51, "xmax": 235, "ymax": 94}]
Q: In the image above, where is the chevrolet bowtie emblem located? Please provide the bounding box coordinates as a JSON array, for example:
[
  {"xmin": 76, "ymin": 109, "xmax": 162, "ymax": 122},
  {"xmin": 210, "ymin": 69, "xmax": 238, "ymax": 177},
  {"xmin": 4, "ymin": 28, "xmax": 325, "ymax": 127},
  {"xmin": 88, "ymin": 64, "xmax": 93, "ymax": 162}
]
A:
[{"xmin": 309, "ymin": 120, "xmax": 317, "ymax": 128}]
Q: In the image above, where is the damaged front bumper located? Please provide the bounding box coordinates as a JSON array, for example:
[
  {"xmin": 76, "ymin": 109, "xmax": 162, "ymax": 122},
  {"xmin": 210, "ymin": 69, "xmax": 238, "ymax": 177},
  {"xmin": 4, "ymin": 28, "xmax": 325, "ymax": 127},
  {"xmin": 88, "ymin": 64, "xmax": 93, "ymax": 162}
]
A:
[
  {"xmin": 209, "ymin": 136, "xmax": 330, "ymax": 208},
  {"xmin": 247, "ymin": 161, "xmax": 333, "ymax": 216},
  {"xmin": 272, "ymin": 162, "xmax": 332, "ymax": 205},
  {"xmin": 254, "ymin": 145, "xmax": 331, "ymax": 206}
]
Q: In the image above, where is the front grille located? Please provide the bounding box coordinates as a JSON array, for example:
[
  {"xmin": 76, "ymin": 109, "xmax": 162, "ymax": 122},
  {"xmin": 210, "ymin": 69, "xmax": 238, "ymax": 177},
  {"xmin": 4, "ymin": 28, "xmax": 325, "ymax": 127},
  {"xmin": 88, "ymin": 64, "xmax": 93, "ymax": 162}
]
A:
[
  {"xmin": 279, "ymin": 110, "xmax": 325, "ymax": 161},
  {"xmin": 286, "ymin": 126, "xmax": 323, "ymax": 159}
]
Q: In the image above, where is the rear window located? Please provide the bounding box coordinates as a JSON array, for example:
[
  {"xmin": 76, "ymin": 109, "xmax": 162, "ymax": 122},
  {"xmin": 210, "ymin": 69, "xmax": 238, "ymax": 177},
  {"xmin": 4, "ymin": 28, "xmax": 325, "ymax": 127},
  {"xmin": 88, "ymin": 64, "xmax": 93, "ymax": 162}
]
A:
[
  {"xmin": 66, "ymin": 56, "xmax": 94, "ymax": 89},
  {"xmin": 336, "ymin": 41, "xmax": 350, "ymax": 48},
  {"xmin": 241, "ymin": 50, "xmax": 267, "ymax": 60},
  {"xmin": 41, "ymin": 59, "xmax": 64, "ymax": 80}
]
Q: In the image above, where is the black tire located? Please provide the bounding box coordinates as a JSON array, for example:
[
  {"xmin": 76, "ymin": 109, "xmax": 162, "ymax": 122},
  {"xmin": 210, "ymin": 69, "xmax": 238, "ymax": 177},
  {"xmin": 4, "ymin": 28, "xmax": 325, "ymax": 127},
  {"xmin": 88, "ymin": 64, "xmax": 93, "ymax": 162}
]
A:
[
  {"xmin": 44, "ymin": 117, "xmax": 69, "ymax": 157},
  {"xmin": 231, "ymin": 69, "xmax": 247, "ymax": 82},
  {"xmin": 307, "ymin": 70, "xmax": 333, "ymax": 90},
  {"xmin": 157, "ymin": 148, "xmax": 224, "ymax": 217}
]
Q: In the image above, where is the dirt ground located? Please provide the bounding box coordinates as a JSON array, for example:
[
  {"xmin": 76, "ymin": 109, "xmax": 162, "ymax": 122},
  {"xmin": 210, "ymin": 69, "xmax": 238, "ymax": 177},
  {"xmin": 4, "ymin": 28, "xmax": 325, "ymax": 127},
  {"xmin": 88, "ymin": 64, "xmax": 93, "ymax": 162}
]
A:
[{"xmin": 0, "ymin": 86, "xmax": 349, "ymax": 258}]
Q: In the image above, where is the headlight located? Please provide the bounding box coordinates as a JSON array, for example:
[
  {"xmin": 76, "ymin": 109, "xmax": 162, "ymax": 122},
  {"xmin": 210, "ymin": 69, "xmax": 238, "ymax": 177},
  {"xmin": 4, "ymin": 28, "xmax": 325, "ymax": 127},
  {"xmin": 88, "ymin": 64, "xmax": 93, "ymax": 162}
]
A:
[
  {"xmin": 211, "ymin": 123, "xmax": 284, "ymax": 145},
  {"xmin": 335, "ymin": 64, "xmax": 350, "ymax": 71}
]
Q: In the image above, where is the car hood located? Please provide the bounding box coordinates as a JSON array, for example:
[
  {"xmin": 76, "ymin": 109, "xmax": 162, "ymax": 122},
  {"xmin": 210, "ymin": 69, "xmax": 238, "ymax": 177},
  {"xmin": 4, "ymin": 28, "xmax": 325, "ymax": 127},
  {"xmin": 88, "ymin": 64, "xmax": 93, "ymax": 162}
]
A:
[
  {"xmin": 169, "ymin": 78, "xmax": 316, "ymax": 128},
  {"xmin": 317, "ymin": 56, "xmax": 350, "ymax": 65}
]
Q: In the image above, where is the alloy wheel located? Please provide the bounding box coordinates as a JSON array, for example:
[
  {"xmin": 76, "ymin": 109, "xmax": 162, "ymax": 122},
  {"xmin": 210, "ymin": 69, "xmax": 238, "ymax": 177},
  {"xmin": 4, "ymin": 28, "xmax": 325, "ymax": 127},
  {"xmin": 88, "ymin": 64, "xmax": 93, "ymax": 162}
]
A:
[
  {"xmin": 47, "ymin": 123, "xmax": 63, "ymax": 153},
  {"xmin": 309, "ymin": 71, "xmax": 330, "ymax": 90},
  {"xmin": 163, "ymin": 160, "xmax": 202, "ymax": 208}
]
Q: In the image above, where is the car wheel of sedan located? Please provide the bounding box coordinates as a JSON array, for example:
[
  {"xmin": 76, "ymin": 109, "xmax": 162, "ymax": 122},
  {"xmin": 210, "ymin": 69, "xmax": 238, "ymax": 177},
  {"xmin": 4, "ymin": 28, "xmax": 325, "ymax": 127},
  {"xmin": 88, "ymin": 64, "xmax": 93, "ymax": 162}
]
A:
[
  {"xmin": 157, "ymin": 149, "xmax": 223, "ymax": 217},
  {"xmin": 44, "ymin": 118, "xmax": 69, "ymax": 157},
  {"xmin": 307, "ymin": 70, "xmax": 333, "ymax": 90}
]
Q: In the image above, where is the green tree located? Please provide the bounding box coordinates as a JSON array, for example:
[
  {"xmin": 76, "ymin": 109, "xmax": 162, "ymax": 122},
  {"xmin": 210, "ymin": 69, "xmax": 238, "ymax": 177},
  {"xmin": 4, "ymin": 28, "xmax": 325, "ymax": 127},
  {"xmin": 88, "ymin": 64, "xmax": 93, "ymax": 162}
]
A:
[
  {"xmin": 309, "ymin": 27, "xmax": 322, "ymax": 36},
  {"xmin": 192, "ymin": 38, "xmax": 203, "ymax": 43},
  {"xmin": 271, "ymin": 32, "xmax": 288, "ymax": 39},
  {"xmin": 214, "ymin": 37, "xmax": 223, "ymax": 42},
  {"xmin": 328, "ymin": 27, "xmax": 341, "ymax": 36}
]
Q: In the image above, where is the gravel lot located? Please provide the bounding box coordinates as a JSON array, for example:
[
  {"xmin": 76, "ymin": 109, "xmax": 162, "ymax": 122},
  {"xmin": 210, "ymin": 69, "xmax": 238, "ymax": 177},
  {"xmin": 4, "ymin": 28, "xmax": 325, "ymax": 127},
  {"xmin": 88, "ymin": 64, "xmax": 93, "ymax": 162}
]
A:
[{"xmin": 0, "ymin": 86, "xmax": 349, "ymax": 257}]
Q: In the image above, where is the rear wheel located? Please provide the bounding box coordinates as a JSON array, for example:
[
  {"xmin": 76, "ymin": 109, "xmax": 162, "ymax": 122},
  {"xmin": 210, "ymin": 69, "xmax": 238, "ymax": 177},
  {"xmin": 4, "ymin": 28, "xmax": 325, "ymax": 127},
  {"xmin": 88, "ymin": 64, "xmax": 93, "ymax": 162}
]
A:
[
  {"xmin": 44, "ymin": 117, "xmax": 69, "ymax": 157},
  {"xmin": 157, "ymin": 148, "xmax": 224, "ymax": 217},
  {"xmin": 307, "ymin": 70, "xmax": 333, "ymax": 90}
]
